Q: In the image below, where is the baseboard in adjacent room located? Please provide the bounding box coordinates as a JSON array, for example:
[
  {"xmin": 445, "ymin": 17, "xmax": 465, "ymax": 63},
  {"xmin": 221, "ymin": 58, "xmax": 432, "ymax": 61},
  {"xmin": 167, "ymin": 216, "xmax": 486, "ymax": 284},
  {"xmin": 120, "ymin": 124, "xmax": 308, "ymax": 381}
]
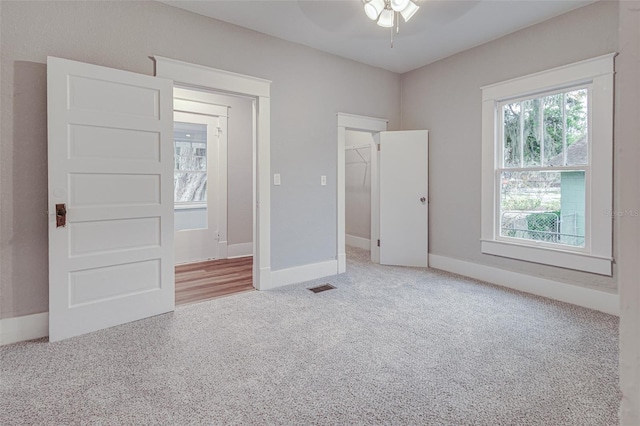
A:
[
  {"xmin": 345, "ymin": 234, "xmax": 371, "ymax": 251},
  {"xmin": 268, "ymin": 259, "xmax": 338, "ymax": 290},
  {"xmin": 428, "ymin": 254, "xmax": 619, "ymax": 316},
  {"xmin": 218, "ymin": 240, "xmax": 228, "ymax": 259},
  {"xmin": 0, "ymin": 312, "xmax": 49, "ymax": 346},
  {"xmin": 227, "ymin": 242, "xmax": 253, "ymax": 258}
]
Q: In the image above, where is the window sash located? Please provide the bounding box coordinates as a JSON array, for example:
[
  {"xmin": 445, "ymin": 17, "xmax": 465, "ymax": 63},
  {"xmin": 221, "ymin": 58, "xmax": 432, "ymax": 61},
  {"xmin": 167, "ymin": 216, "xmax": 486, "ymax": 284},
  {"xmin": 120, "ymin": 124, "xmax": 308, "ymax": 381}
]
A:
[
  {"xmin": 497, "ymin": 86, "xmax": 590, "ymax": 170},
  {"xmin": 494, "ymin": 85, "xmax": 591, "ymax": 253},
  {"xmin": 493, "ymin": 167, "xmax": 590, "ymax": 252}
]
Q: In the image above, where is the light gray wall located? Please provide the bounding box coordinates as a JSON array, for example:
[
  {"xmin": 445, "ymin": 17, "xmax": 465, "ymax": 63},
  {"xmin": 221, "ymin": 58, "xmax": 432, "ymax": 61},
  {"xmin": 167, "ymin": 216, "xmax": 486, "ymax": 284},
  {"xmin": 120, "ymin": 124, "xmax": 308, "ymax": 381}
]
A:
[
  {"xmin": 175, "ymin": 207, "xmax": 207, "ymax": 232},
  {"xmin": 345, "ymin": 131, "xmax": 373, "ymax": 240},
  {"xmin": 194, "ymin": 92, "xmax": 253, "ymax": 246},
  {"xmin": 400, "ymin": 1, "xmax": 619, "ymax": 292},
  {"xmin": 617, "ymin": 1, "xmax": 640, "ymax": 422},
  {"xmin": 224, "ymin": 94, "xmax": 253, "ymax": 246},
  {"xmin": 0, "ymin": 0, "xmax": 400, "ymax": 319}
]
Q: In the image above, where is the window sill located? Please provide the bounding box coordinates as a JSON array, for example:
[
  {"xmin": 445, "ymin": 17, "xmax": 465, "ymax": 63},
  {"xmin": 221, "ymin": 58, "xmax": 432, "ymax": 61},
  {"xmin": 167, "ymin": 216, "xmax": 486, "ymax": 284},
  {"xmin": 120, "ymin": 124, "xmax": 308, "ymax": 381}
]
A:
[
  {"xmin": 174, "ymin": 203, "xmax": 206, "ymax": 211},
  {"xmin": 481, "ymin": 239, "xmax": 612, "ymax": 276}
]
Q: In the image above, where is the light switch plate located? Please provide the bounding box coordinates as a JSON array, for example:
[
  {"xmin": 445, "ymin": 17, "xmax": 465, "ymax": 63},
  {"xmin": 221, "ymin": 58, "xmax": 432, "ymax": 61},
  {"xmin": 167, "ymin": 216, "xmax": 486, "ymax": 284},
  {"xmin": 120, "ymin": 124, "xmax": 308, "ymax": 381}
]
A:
[
  {"xmin": 274, "ymin": 173, "xmax": 281, "ymax": 186},
  {"xmin": 321, "ymin": 175, "xmax": 327, "ymax": 186}
]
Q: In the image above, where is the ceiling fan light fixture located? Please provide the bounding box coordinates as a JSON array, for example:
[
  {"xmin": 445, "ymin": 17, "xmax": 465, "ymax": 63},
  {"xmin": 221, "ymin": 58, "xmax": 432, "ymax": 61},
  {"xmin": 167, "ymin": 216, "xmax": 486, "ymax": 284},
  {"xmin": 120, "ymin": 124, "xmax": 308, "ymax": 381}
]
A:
[
  {"xmin": 364, "ymin": 0, "xmax": 385, "ymax": 20},
  {"xmin": 377, "ymin": 7, "xmax": 395, "ymax": 28},
  {"xmin": 400, "ymin": 1, "xmax": 419, "ymax": 22},
  {"xmin": 390, "ymin": 0, "xmax": 410, "ymax": 12}
]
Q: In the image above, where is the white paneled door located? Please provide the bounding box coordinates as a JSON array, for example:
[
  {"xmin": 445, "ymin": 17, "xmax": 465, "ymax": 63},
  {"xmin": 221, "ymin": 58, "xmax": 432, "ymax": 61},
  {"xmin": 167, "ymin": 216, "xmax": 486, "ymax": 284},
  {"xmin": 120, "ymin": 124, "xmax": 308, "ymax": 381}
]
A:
[
  {"xmin": 379, "ymin": 130, "xmax": 429, "ymax": 267},
  {"xmin": 47, "ymin": 57, "xmax": 175, "ymax": 341}
]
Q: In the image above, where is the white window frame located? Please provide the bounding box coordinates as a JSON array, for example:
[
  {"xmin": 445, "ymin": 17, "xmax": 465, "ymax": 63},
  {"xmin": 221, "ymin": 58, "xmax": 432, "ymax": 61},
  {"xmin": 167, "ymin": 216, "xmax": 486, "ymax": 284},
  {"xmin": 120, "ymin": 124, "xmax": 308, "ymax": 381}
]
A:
[{"xmin": 480, "ymin": 53, "xmax": 615, "ymax": 276}]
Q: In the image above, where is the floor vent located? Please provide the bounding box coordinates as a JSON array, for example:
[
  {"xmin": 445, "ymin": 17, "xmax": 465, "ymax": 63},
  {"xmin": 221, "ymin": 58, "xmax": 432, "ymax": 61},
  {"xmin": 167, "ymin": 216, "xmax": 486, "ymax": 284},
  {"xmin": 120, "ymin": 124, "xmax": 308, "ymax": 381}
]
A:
[{"xmin": 308, "ymin": 284, "xmax": 336, "ymax": 293}]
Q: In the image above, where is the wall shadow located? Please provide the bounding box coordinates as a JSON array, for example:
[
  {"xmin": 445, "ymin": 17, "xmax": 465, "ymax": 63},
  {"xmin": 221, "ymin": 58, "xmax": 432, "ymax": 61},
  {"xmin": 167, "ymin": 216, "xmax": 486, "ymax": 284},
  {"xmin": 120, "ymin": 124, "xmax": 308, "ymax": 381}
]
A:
[{"xmin": 6, "ymin": 60, "xmax": 49, "ymax": 318}]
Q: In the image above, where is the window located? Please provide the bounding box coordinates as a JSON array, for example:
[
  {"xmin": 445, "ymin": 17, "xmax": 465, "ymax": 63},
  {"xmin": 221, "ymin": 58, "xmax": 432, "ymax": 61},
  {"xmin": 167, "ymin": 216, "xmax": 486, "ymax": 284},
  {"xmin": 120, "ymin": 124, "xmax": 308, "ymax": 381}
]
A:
[
  {"xmin": 174, "ymin": 121, "xmax": 208, "ymax": 204},
  {"xmin": 499, "ymin": 88, "xmax": 588, "ymax": 248},
  {"xmin": 481, "ymin": 54, "xmax": 615, "ymax": 275}
]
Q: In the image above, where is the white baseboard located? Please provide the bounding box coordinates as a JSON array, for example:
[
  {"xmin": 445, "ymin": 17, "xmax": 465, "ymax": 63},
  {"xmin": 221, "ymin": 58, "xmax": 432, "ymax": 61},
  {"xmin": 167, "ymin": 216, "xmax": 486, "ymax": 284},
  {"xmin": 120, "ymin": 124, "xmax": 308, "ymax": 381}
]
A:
[
  {"xmin": 346, "ymin": 234, "xmax": 371, "ymax": 250},
  {"xmin": 227, "ymin": 242, "xmax": 253, "ymax": 258},
  {"xmin": 0, "ymin": 312, "xmax": 49, "ymax": 346},
  {"xmin": 218, "ymin": 241, "xmax": 228, "ymax": 259},
  {"xmin": 338, "ymin": 253, "xmax": 346, "ymax": 274},
  {"xmin": 267, "ymin": 260, "xmax": 338, "ymax": 290},
  {"xmin": 256, "ymin": 266, "xmax": 272, "ymax": 290},
  {"xmin": 428, "ymin": 254, "xmax": 619, "ymax": 316}
]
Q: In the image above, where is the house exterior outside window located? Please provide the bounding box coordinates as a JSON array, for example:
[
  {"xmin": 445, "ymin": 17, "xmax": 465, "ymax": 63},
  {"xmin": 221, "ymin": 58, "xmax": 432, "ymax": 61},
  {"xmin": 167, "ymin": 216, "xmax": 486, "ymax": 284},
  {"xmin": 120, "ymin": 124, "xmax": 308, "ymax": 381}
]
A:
[{"xmin": 480, "ymin": 54, "xmax": 615, "ymax": 275}]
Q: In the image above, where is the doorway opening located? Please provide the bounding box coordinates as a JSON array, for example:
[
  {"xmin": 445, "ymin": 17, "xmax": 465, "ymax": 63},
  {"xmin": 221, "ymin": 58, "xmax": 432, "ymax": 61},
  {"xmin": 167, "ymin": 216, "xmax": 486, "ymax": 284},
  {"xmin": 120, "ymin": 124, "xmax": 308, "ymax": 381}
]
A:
[
  {"xmin": 345, "ymin": 130, "xmax": 375, "ymax": 264},
  {"xmin": 337, "ymin": 113, "xmax": 430, "ymax": 271},
  {"xmin": 337, "ymin": 113, "xmax": 387, "ymax": 273},
  {"xmin": 154, "ymin": 56, "xmax": 273, "ymax": 293},
  {"xmin": 172, "ymin": 87, "xmax": 256, "ymax": 305}
]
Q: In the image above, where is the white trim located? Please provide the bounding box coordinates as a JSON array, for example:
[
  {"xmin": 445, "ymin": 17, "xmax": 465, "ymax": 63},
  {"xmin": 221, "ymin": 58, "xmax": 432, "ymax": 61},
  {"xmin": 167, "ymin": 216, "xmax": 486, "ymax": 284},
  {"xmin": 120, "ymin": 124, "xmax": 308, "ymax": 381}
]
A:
[
  {"xmin": 337, "ymin": 253, "xmax": 347, "ymax": 274},
  {"xmin": 346, "ymin": 234, "xmax": 371, "ymax": 250},
  {"xmin": 174, "ymin": 203, "xmax": 206, "ymax": 211},
  {"xmin": 227, "ymin": 242, "xmax": 253, "ymax": 258},
  {"xmin": 428, "ymin": 254, "xmax": 619, "ymax": 316},
  {"xmin": 481, "ymin": 240, "xmax": 612, "ymax": 276},
  {"xmin": 154, "ymin": 56, "xmax": 271, "ymax": 97},
  {"xmin": 174, "ymin": 87, "xmax": 231, "ymax": 114},
  {"xmin": 481, "ymin": 54, "xmax": 615, "ymax": 275},
  {"xmin": 218, "ymin": 241, "xmax": 228, "ymax": 259},
  {"xmin": 337, "ymin": 113, "xmax": 387, "ymax": 273},
  {"xmin": 173, "ymin": 99, "xmax": 228, "ymax": 117},
  {"xmin": 337, "ymin": 113, "xmax": 388, "ymax": 131},
  {"xmin": 154, "ymin": 56, "xmax": 271, "ymax": 291},
  {"xmin": 267, "ymin": 260, "xmax": 338, "ymax": 290},
  {"xmin": 0, "ymin": 313, "xmax": 49, "ymax": 346},
  {"xmin": 481, "ymin": 53, "xmax": 616, "ymax": 101}
]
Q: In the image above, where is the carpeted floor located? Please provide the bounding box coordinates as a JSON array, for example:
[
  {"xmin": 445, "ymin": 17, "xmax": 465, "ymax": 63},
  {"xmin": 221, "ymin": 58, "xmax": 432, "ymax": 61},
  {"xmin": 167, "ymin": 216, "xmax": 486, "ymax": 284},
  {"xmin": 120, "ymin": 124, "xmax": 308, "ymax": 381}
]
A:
[{"xmin": 0, "ymin": 247, "xmax": 619, "ymax": 425}]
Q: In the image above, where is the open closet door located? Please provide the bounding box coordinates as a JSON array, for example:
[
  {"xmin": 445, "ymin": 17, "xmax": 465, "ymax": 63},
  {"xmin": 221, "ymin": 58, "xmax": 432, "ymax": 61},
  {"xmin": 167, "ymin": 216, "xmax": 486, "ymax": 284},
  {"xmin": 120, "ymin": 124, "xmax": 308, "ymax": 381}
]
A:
[
  {"xmin": 47, "ymin": 57, "xmax": 175, "ymax": 341},
  {"xmin": 379, "ymin": 130, "xmax": 429, "ymax": 267}
]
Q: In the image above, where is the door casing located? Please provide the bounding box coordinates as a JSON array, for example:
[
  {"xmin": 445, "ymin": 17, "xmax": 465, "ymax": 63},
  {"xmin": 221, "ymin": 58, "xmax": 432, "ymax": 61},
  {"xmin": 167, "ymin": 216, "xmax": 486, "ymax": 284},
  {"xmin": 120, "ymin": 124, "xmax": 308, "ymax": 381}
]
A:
[
  {"xmin": 337, "ymin": 113, "xmax": 388, "ymax": 272},
  {"xmin": 155, "ymin": 56, "xmax": 272, "ymax": 290}
]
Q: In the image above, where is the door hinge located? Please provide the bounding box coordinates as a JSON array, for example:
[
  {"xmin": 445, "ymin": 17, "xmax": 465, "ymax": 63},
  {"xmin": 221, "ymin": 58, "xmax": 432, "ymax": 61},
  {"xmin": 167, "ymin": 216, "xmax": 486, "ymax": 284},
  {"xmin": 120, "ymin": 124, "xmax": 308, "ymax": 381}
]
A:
[
  {"xmin": 377, "ymin": 239, "xmax": 380, "ymax": 247},
  {"xmin": 377, "ymin": 144, "xmax": 381, "ymax": 151}
]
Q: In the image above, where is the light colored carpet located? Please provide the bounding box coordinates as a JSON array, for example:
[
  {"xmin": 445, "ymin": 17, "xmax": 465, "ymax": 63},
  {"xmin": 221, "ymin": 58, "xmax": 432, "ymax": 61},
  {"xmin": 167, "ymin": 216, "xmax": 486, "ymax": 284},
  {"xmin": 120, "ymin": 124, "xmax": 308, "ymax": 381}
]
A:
[{"xmin": 0, "ymin": 247, "xmax": 619, "ymax": 425}]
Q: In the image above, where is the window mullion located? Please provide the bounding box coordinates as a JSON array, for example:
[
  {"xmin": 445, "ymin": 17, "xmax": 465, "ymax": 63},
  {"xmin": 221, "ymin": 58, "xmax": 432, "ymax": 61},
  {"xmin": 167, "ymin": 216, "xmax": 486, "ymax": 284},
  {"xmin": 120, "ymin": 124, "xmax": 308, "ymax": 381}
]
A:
[
  {"xmin": 562, "ymin": 92, "xmax": 567, "ymax": 166},
  {"xmin": 539, "ymin": 98, "xmax": 545, "ymax": 166},
  {"xmin": 519, "ymin": 101, "xmax": 524, "ymax": 167}
]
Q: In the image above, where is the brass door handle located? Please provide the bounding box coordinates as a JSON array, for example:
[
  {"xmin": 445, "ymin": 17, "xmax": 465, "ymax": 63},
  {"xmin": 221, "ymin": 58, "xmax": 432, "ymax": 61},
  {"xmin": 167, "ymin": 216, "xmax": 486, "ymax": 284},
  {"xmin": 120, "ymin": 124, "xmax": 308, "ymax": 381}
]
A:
[{"xmin": 56, "ymin": 203, "xmax": 66, "ymax": 228}]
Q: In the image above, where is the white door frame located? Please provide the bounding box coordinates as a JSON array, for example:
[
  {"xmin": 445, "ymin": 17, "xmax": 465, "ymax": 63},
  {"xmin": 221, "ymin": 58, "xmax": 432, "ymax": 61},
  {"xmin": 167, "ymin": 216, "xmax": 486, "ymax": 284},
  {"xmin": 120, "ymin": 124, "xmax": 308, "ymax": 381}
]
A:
[
  {"xmin": 155, "ymin": 57, "xmax": 272, "ymax": 290},
  {"xmin": 337, "ymin": 113, "xmax": 387, "ymax": 273}
]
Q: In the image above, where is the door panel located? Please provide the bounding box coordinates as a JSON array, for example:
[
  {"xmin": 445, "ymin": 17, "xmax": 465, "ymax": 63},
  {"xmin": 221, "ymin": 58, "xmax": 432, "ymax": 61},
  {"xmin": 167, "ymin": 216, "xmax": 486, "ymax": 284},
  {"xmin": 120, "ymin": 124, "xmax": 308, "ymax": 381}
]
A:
[
  {"xmin": 379, "ymin": 130, "xmax": 429, "ymax": 267},
  {"xmin": 47, "ymin": 57, "xmax": 174, "ymax": 342}
]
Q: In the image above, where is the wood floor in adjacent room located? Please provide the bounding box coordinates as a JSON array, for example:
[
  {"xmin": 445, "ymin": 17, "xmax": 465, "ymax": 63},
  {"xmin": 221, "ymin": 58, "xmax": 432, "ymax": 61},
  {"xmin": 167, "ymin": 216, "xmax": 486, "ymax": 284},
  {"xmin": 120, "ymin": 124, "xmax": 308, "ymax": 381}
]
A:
[{"xmin": 175, "ymin": 256, "xmax": 254, "ymax": 305}]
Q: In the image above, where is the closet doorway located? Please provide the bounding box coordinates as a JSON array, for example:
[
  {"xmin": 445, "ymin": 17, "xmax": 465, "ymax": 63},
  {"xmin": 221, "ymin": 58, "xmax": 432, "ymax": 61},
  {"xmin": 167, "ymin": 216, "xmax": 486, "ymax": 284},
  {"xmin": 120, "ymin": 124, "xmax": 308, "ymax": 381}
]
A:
[
  {"xmin": 173, "ymin": 87, "xmax": 255, "ymax": 305},
  {"xmin": 345, "ymin": 130, "xmax": 375, "ymax": 259},
  {"xmin": 337, "ymin": 113, "xmax": 429, "ymax": 272}
]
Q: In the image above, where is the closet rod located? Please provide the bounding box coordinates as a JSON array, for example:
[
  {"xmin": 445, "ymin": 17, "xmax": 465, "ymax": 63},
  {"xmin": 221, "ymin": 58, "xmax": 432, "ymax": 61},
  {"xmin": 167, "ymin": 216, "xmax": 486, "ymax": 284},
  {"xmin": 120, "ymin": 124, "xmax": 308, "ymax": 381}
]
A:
[{"xmin": 345, "ymin": 143, "xmax": 372, "ymax": 150}]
